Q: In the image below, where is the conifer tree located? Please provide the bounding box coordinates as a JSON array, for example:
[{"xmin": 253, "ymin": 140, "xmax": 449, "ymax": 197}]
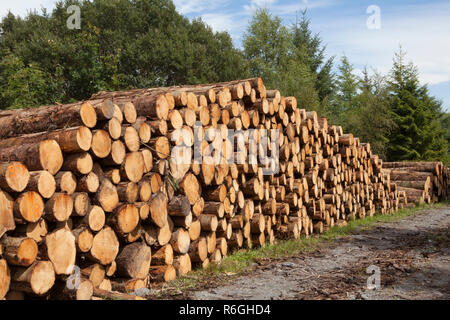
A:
[{"xmin": 387, "ymin": 48, "xmax": 448, "ymax": 161}]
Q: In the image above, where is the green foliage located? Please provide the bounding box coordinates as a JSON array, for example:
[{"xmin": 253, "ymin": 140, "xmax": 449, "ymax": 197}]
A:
[
  {"xmin": 243, "ymin": 8, "xmax": 292, "ymax": 89},
  {"xmin": 0, "ymin": 51, "xmax": 62, "ymax": 109},
  {"xmin": 0, "ymin": 0, "xmax": 249, "ymax": 109},
  {"xmin": 291, "ymin": 11, "xmax": 335, "ymax": 103},
  {"xmin": 329, "ymin": 55, "xmax": 359, "ymax": 126},
  {"xmin": 350, "ymin": 68, "xmax": 394, "ymax": 158},
  {"xmin": 328, "ymin": 57, "xmax": 393, "ymax": 158},
  {"xmin": 243, "ymin": 9, "xmax": 333, "ymax": 115},
  {"xmin": 387, "ymin": 48, "xmax": 448, "ymax": 162}
]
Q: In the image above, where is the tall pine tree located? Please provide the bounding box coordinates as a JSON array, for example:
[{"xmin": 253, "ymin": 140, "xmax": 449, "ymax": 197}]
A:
[
  {"xmin": 291, "ymin": 11, "xmax": 335, "ymax": 106},
  {"xmin": 387, "ymin": 48, "xmax": 448, "ymax": 161}
]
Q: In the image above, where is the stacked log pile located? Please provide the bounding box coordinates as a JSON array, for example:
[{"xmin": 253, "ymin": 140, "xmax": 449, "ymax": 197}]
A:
[
  {"xmin": 0, "ymin": 77, "xmax": 400, "ymax": 300},
  {"xmin": 382, "ymin": 162, "xmax": 449, "ymax": 205}
]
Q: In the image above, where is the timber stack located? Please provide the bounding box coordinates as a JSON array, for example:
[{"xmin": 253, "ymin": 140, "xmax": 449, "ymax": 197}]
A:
[
  {"xmin": 382, "ymin": 162, "xmax": 449, "ymax": 206},
  {"xmin": 0, "ymin": 77, "xmax": 401, "ymax": 300}
]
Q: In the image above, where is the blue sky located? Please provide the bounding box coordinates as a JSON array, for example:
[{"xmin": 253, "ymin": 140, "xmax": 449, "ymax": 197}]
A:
[{"xmin": 1, "ymin": 0, "xmax": 449, "ymax": 112}]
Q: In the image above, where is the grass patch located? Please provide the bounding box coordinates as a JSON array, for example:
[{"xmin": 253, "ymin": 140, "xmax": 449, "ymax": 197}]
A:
[{"xmin": 162, "ymin": 201, "xmax": 449, "ymax": 296}]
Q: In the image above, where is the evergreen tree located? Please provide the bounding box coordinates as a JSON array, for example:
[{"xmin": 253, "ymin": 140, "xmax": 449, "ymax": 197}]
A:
[
  {"xmin": 291, "ymin": 11, "xmax": 335, "ymax": 103},
  {"xmin": 352, "ymin": 68, "xmax": 393, "ymax": 158},
  {"xmin": 387, "ymin": 48, "xmax": 448, "ymax": 161},
  {"xmin": 331, "ymin": 55, "xmax": 359, "ymax": 127}
]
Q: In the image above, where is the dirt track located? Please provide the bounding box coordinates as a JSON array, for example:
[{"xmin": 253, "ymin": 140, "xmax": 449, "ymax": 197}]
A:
[{"xmin": 189, "ymin": 206, "xmax": 450, "ymax": 300}]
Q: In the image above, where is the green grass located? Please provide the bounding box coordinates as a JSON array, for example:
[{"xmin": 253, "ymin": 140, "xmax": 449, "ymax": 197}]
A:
[{"xmin": 162, "ymin": 201, "xmax": 449, "ymax": 295}]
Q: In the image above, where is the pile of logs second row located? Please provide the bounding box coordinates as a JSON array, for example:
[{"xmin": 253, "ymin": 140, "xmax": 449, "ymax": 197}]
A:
[
  {"xmin": 382, "ymin": 162, "xmax": 449, "ymax": 206},
  {"xmin": 0, "ymin": 77, "xmax": 402, "ymax": 300}
]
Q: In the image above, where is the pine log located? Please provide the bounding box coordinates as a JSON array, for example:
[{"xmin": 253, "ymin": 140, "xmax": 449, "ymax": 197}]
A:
[
  {"xmin": 149, "ymin": 192, "xmax": 168, "ymax": 228},
  {"xmin": 0, "ymin": 162, "xmax": 29, "ymax": 193},
  {"xmin": 0, "ymin": 101, "xmax": 98, "ymax": 139},
  {"xmin": 117, "ymin": 182, "xmax": 139, "ymax": 203},
  {"xmin": 89, "ymin": 227, "xmax": 120, "ymax": 265},
  {"xmin": 77, "ymin": 172, "xmax": 100, "ymax": 193},
  {"xmin": 116, "ymin": 242, "xmax": 152, "ymax": 280},
  {"xmin": 1, "ymin": 236, "xmax": 38, "ymax": 267},
  {"xmin": 110, "ymin": 278, "xmax": 146, "ymax": 293},
  {"xmin": 91, "ymin": 130, "xmax": 112, "ymax": 159},
  {"xmin": 45, "ymin": 228, "xmax": 76, "ymax": 275},
  {"xmin": 170, "ymin": 228, "xmax": 191, "ymax": 254},
  {"xmin": 27, "ymin": 171, "xmax": 56, "ymax": 199},
  {"xmin": 62, "ymin": 152, "xmax": 93, "ymax": 175},
  {"xmin": 44, "ymin": 193, "xmax": 73, "ymax": 222},
  {"xmin": 110, "ymin": 204, "xmax": 139, "ymax": 235},
  {"xmin": 121, "ymin": 152, "xmax": 145, "ymax": 183},
  {"xmin": 95, "ymin": 178, "xmax": 119, "ymax": 213},
  {"xmin": 14, "ymin": 191, "xmax": 44, "ymax": 223},
  {"xmin": 152, "ymin": 244, "xmax": 174, "ymax": 266},
  {"xmin": 0, "ymin": 190, "xmax": 15, "ymax": 232},
  {"xmin": 180, "ymin": 173, "xmax": 201, "ymax": 205},
  {"xmin": 199, "ymin": 214, "xmax": 218, "ymax": 232},
  {"xmin": 81, "ymin": 264, "xmax": 105, "ymax": 288},
  {"xmin": 55, "ymin": 171, "xmax": 77, "ymax": 195},
  {"xmin": 10, "ymin": 261, "xmax": 55, "ymax": 296},
  {"xmin": 168, "ymin": 195, "xmax": 191, "ymax": 217},
  {"xmin": 189, "ymin": 237, "xmax": 208, "ymax": 263},
  {"xmin": 142, "ymin": 224, "xmax": 171, "ymax": 247},
  {"xmin": 72, "ymin": 226, "xmax": 94, "ymax": 253},
  {"xmin": 92, "ymin": 288, "xmax": 146, "ymax": 300},
  {"xmin": 173, "ymin": 254, "xmax": 192, "ymax": 277},
  {"xmin": 82, "ymin": 205, "xmax": 106, "ymax": 232},
  {"xmin": 0, "ymin": 140, "xmax": 63, "ymax": 175},
  {"xmin": 149, "ymin": 265, "xmax": 177, "ymax": 282}
]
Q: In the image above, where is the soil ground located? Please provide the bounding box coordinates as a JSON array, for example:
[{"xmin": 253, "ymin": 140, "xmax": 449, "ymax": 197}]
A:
[{"xmin": 187, "ymin": 205, "xmax": 450, "ymax": 300}]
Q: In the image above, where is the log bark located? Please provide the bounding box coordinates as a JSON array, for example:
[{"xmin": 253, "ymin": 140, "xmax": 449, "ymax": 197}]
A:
[{"xmin": 0, "ymin": 101, "xmax": 98, "ymax": 139}]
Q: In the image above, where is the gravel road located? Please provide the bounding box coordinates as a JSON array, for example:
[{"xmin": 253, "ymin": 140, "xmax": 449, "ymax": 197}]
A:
[{"xmin": 189, "ymin": 206, "xmax": 450, "ymax": 300}]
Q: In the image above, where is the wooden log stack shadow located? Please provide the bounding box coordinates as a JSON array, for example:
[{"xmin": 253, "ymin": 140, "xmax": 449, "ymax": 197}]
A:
[{"xmin": 0, "ymin": 77, "xmax": 411, "ymax": 300}]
